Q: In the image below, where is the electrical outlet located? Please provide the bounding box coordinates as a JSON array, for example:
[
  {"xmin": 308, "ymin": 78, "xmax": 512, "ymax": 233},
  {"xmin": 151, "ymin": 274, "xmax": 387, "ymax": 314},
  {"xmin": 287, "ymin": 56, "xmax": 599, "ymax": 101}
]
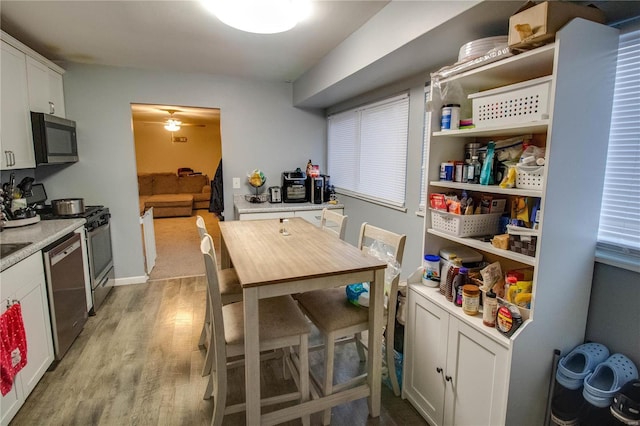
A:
[{"xmin": 233, "ymin": 177, "xmax": 241, "ymax": 189}]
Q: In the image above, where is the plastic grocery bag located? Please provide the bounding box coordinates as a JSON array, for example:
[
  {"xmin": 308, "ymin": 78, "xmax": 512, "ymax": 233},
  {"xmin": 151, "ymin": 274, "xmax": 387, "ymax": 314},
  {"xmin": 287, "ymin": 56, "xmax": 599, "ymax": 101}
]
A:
[{"xmin": 346, "ymin": 239, "xmax": 401, "ymax": 308}]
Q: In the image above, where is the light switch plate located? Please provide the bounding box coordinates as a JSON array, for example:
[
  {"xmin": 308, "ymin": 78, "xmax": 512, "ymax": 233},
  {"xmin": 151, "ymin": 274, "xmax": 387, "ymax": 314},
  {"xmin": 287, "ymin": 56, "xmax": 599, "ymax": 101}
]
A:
[{"xmin": 233, "ymin": 177, "xmax": 240, "ymax": 189}]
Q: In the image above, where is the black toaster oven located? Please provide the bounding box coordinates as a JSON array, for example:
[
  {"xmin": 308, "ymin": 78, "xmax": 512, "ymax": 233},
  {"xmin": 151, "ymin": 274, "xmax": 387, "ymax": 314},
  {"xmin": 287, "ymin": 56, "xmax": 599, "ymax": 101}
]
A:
[{"xmin": 282, "ymin": 171, "xmax": 307, "ymax": 203}]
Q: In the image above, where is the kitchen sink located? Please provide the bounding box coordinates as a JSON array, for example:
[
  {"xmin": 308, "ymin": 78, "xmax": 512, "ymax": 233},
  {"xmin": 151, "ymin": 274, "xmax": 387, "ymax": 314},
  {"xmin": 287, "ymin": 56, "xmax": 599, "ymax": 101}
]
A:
[{"xmin": 0, "ymin": 242, "xmax": 32, "ymax": 259}]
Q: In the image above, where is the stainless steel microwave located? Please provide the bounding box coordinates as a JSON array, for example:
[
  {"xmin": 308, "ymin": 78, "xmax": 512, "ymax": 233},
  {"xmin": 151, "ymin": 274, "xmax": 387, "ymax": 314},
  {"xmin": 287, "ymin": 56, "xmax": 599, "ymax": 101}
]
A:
[{"xmin": 31, "ymin": 112, "xmax": 79, "ymax": 165}]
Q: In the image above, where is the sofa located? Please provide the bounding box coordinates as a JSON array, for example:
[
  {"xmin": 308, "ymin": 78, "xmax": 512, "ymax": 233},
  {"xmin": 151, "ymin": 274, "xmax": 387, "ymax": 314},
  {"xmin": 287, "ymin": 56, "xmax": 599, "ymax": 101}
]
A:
[{"xmin": 138, "ymin": 172, "xmax": 211, "ymax": 217}]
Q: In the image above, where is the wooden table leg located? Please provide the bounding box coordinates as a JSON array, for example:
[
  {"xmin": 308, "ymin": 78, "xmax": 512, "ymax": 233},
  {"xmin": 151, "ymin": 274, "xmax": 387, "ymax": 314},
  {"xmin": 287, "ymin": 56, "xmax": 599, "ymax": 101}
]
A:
[
  {"xmin": 244, "ymin": 287, "xmax": 261, "ymax": 424},
  {"xmin": 367, "ymin": 268, "xmax": 384, "ymax": 418}
]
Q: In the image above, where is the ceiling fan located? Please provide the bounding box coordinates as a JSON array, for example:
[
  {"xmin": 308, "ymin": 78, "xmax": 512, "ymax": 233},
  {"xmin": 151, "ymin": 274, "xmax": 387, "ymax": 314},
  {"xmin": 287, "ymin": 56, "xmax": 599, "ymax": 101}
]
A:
[{"xmin": 142, "ymin": 109, "xmax": 206, "ymax": 131}]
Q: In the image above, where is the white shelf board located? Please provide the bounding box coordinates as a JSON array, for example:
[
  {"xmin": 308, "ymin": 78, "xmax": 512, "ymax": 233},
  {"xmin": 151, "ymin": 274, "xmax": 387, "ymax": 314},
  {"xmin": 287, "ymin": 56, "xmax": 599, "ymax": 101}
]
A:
[
  {"xmin": 433, "ymin": 120, "xmax": 549, "ymax": 138},
  {"xmin": 429, "ymin": 181, "xmax": 543, "ymax": 198},
  {"xmin": 427, "ymin": 228, "xmax": 536, "ymax": 266},
  {"xmin": 440, "ymin": 43, "xmax": 555, "ymax": 90}
]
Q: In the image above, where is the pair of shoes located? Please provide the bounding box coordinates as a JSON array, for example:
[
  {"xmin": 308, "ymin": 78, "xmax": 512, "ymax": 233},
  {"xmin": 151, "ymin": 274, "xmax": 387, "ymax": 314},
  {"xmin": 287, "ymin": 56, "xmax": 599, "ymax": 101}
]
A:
[
  {"xmin": 556, "ymin": 343, "xmax": 610, "ymax": 390},
  {"xmin": 611, "ymin": 379, "xmax": 640, "ymax": 425},
  {"xmin": 551, "ymin": 387, "xmax": 585, "ymax": 426},
  {"xmin": 583, "ymin": 354, "xmax": 639, "ymax": 408}
]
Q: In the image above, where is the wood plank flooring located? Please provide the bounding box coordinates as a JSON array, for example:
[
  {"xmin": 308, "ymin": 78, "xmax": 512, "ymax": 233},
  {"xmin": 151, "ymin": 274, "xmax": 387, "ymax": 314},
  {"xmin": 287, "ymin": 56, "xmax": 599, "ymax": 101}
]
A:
[{"xmin": 11, "ymin": 276, "xmax": 426, "ymax": 425}]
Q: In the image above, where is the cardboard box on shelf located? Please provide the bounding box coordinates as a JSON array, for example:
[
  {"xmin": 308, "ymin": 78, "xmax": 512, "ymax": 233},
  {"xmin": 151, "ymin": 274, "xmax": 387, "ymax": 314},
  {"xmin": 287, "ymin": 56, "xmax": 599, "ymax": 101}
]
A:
[{"xmin": 508, "ymin": 1, "xmax": 605, "ymax": 51}]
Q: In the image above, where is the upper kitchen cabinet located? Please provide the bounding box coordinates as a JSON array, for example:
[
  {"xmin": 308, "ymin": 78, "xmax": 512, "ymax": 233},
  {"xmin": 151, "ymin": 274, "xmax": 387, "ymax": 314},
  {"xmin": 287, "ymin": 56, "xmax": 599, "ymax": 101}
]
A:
[
  {"xmin": 1, "ymin": 31, "xmax": 66, "ymax": 170},
  {"xmin": 26, "ymin": 56, "xmax": 66, "ymax": 118},
  {"xmin": 1, "ymin": 41, "xmax": 35, "ymax": 170}
]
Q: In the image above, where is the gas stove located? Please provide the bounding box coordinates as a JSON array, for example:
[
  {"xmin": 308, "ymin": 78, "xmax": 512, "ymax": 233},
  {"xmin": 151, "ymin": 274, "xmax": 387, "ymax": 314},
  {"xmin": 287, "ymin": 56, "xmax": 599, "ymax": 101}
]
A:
[{"xmin": 39, "ymin": 205, "xmax": 110, "ymax": 231}]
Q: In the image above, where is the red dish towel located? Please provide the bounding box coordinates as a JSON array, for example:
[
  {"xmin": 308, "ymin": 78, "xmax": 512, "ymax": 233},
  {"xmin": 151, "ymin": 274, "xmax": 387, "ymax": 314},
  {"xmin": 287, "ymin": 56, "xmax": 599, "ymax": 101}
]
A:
[{"xmin": 0, "ymin": 303, "xmax": 28, "ymax": 396}]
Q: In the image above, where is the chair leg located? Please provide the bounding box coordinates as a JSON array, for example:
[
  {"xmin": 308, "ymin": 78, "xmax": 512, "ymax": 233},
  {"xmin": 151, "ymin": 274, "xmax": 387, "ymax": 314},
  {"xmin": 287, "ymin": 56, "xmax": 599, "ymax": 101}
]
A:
[
  {"xmin": 283, "ymin": 347, "xmax": 292, "ymax": 380},
  {"xmin": 203, "ymin": 369, "xmax": 214, "ymax": 400},
  {"xmin": 211, "ymin": 369, "xmax": 227, "ymax": 426},
  {"xmin": 300, "ymin": 335, "xmax": 310, "ymax": 426},
  {"xmin": 202, "ymin": 330, "xmax": 215, "ymax": 377},
  {"xmin": 199, "ymin": 292, "xmax": 211, "ymax": 348},
  {"xmin": 355, "ymin": 332, "xmax": 366, "ymax": 362},
  {"xmin": 386, "ymin": 337, "xmax": 400, "ymax": 397},
  {"xmin": 322, "ymin": 334, "xmax": 335, "ymax": 426}
]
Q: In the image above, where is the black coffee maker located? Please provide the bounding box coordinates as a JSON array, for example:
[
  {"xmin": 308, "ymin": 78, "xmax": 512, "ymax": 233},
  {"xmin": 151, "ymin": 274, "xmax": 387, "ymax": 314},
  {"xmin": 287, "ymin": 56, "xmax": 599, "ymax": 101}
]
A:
[{"xmin": 307, "ymin": 175, "xmax": 325, "ymax": 204}]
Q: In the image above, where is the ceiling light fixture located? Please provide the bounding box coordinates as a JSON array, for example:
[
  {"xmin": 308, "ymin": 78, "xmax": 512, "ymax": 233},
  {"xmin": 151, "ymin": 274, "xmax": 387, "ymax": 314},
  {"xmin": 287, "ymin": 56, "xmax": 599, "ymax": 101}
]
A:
[
  {"xmin": 164, "ymin": 110, "xmax": 182, "ymax": 131},
  {"xmin": 164, "ymin": 119, "xmax": 181, "ymax": 132},
  {"xmin": 200, "ymin": 0, "xmax": 311, "ymax": 34}
]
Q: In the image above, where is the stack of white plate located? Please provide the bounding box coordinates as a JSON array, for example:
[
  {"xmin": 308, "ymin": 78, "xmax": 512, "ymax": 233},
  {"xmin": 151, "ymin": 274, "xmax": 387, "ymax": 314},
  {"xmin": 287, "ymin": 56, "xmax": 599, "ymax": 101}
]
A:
[{"xmin": 458, "ymin": 36, "xmax": 508, "ymax": 62}]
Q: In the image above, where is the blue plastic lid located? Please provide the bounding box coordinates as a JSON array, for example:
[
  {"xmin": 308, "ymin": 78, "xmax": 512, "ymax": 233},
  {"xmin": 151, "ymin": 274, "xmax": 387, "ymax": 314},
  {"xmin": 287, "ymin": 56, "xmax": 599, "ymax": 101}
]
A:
[{"xmin": 424, "ymin": 254, "xmax": 440, "ymax": 262}]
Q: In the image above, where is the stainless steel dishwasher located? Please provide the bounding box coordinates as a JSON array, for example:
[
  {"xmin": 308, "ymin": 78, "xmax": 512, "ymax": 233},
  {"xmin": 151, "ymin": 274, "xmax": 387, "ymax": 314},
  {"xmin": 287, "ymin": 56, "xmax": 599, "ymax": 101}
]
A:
[{"xmin": 43, "ymin": 232, "xmax": 88, "ymax": 361}]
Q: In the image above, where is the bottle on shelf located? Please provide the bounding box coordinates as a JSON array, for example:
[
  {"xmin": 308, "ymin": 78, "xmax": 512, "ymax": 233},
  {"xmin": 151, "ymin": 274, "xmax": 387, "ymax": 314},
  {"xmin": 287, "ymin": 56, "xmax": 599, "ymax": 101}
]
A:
[
  {"xmin": 443, "ymin": 257, "xmax": 462, "ymax": 302},
  {"xmin": 483, "ymin": 290, "xmax": 498, "ymax": 327},
  {"xmin": 453, "ymin": 267, "xmax": 469, "ymax": 307},
  {"xmin": 469, "ymin": 155, "xmax": 481, "ymax": 184}
]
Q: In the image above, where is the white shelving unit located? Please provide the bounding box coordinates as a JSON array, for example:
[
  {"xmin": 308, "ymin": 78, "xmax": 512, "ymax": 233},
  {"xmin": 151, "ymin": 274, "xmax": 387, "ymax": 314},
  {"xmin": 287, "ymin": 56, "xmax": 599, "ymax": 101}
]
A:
[{"xmin": 403, "ymin": 19, "xmax": 619, "ymax": 426}]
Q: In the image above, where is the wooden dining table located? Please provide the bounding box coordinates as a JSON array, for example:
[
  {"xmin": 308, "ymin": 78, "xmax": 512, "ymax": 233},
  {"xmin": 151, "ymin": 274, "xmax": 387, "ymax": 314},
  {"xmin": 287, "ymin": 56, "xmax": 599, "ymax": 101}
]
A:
[{"xmin": 219, "ymin": 217, "xmax": 388, "ymax": 425}]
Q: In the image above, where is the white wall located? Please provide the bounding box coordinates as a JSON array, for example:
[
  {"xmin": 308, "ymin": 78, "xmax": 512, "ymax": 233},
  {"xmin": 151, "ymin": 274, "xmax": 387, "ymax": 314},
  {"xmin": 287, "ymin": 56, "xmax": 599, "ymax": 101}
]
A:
[{"xmin": 39, "ymin": 64, "xmax": 325, "ymax": 281}]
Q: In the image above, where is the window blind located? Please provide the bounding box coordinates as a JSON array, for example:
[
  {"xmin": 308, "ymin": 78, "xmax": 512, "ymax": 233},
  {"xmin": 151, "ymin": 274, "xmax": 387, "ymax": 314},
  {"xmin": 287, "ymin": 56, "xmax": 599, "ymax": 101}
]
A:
[
  {"xmin": 327, "ymin": 93, "xmax": 409, "ymax": 207},
  {"xmin": 419, "ymin": 87, "xmax": 431, "ymax": 212},
  {"xmin": 598, "ymin": 29, "xmax": 640, "ymax": 254}
]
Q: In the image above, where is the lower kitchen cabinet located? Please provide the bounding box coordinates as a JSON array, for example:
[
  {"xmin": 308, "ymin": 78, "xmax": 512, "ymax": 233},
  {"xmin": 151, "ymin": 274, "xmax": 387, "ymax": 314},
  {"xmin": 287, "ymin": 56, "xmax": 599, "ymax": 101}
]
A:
[
  {"xmin": 0, "ymin": 252, "xmax": 54, "ymax": 426},
  {"xmin": 403, "ymin": 284, "xmax": 508, "ymax": 426}
]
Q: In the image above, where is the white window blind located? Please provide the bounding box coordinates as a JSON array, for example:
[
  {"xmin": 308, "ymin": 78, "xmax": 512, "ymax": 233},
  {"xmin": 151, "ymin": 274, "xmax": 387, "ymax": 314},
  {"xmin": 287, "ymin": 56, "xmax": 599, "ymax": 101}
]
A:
[
  {"xmin": 327, "ymin": 93, "xmax": 409, "ymax": 207},
  {"xmin": 598, "ymin": 29, "xmax": 640, "ymax": 254},
  {"xmin": 419, "ymin": 87, "xmax": 431, "ymax": 213}
]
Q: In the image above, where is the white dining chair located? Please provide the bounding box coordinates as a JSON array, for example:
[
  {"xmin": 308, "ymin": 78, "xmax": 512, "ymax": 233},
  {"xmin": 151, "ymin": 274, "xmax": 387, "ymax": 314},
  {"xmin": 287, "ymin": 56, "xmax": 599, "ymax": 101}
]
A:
[
  {"xmin": 295, "ymin": 222, "xmax": 406, "ymax": 424},
  {"xmin": 200, "ymin": 233, "xmax": 311, "ymax": 426},
  {"xmin": 319, "ymin": 208, "xmax": 348, "ymax": 240},
  {"xmin": 196, "ymin": 216, "xmax": 243, "ymax": 377}
]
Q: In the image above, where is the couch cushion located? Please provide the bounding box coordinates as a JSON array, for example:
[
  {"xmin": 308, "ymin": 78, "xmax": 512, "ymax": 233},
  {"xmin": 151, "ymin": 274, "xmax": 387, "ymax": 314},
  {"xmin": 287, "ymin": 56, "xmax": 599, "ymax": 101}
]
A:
[
  {"xmin": 178, "ymin": 174, "xmax": 209, "ymax": 194},
  {"xmin": 152, "ymin": 173, "xmax": 179, "ymax": 194},
  {"xmin": 138, "ymin": 174, "xmax": 153, "ymax": 196}
]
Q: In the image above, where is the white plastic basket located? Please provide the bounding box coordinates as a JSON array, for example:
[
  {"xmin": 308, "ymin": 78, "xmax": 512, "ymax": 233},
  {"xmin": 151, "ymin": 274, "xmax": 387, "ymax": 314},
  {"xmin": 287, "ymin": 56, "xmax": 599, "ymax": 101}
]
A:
[
  {"xmin": 515, "ymin": 165, "xmax": 544, "ymax": 190},
  {"xmin": 430, "ymin": 209, "xmax": 501, "ymax": 237},
  {"xmin": 469, "ymin": 76, "xmax": 552, "ymax": 128}
]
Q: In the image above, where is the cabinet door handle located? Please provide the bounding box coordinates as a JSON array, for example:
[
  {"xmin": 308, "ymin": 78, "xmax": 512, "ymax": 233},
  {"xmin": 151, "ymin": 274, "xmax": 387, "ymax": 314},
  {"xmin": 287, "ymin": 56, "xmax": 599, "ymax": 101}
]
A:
[
  {"xmin": 4, "ymin": 151, "xmax": 9, "ymax": 166},
  {"xmin": 445, "ymin": 375, "xmax": 452, "ymax": 382},
  {"xmin": 49, "ymin": 101, "xmax": 55, "ymax": 115},
  {"xmin": 11, "ymin": 152, "xmax": 16, "ymax": 166},
  {"xmin": 436, "ymin": 367, "xmax": 443, "ymax": 374}
]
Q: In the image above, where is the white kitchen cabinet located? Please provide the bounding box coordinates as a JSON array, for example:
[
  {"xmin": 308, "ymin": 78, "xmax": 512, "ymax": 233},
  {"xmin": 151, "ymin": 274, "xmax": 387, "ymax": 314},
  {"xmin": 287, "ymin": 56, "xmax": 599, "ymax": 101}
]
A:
[
  {"xmin": 26, "ymin": 56, "xmax": 66, "ymax": 117},
  {"xmin": 236, "ymin": 205, "xmax": 343, "ymax": 226},
  {"xmin": 404, "ymin": 20, "xmax": 619, "ymax": 425},
  {"xmin": 404, "ymin": 285, "xmax": 508, "ymax": 426},
  {"xmin": 1, "ymin": 40, "xmax": 35, "ymax": 170},
  {"xmin": 0, "ymin": 252, "xmax": 54, "ymax": 426}
]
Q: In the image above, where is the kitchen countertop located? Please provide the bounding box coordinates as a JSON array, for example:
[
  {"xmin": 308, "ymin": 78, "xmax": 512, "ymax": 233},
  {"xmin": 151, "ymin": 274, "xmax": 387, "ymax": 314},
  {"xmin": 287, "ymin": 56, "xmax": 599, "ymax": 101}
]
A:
[
  {"xmin": 0, "ymin": 219, "xmax": 86, "ymax": 271},
  {"xmin": 234, "ymin": 194, "xmax": 344, "ymax": 214}
]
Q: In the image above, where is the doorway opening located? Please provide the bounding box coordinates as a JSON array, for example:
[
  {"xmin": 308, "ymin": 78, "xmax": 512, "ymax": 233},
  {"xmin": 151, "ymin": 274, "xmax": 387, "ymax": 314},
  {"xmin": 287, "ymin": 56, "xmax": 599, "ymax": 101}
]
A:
[{"xmin": 131, "ymin": 103, "xmax": 222, "ymax": 281}]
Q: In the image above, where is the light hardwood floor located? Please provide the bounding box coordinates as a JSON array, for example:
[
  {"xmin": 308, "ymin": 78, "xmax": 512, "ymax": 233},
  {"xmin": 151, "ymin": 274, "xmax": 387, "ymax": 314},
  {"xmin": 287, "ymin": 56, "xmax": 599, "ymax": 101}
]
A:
[{"xmin": 11, "ymin": 218, "xmax": 427, "ymax": 425}]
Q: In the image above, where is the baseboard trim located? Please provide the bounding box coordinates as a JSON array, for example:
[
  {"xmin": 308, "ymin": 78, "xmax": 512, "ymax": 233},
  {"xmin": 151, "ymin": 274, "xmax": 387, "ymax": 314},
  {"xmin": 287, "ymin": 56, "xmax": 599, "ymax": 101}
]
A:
[{"xmin": 115, "ymin": 275, "xmax": 148, "ymax": 286}]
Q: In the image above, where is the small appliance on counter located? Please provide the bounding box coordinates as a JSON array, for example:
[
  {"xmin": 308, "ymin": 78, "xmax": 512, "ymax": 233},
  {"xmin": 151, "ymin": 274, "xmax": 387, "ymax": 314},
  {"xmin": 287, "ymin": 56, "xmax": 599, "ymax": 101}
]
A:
[
  {"xmin": 282, "ymin": 170, "xmax": 307, "ymax": 203},
  {"xmin": 268, "ymin": 186, "xmax": 282, "ymax": 203},
  {"xmin": 307, "ymin": 175, "xmax": 325, "ymax": 204}
]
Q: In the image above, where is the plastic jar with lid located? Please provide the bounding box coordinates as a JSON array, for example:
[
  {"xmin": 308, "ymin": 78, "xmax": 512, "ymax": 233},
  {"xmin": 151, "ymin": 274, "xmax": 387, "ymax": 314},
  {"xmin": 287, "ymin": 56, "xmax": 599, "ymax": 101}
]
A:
[
  {"xmin": 422, "ymin": 254, "xmax": 440, "ymax": 287},
  {"xmin": 462, "ymin": 285, "xmax": 480, "ymax": 315},
  {"xmin": 440, "ymin": 104, "xmax": 460, "ymax": 131}
]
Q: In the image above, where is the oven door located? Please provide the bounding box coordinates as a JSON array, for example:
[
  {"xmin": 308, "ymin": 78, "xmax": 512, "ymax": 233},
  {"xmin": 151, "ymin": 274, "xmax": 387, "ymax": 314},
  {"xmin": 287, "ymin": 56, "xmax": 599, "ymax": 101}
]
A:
[{"xmin": 86, "ymin": 221, "xmax": 114, "ymax": 291}]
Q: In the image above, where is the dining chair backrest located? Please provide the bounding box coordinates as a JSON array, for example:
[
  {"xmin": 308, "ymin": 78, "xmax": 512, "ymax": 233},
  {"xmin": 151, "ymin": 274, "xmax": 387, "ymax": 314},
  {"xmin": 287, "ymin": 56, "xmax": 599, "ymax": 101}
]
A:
[
  {"xmin": 201, "ymin": 233, "xmax": 228, "ymax": 370},
  {"xmin": 196, "ymin": 215, "xmax": 207, "ymax": 238},
  {"xmin": 320, "ymin": 208, "xmax": 348, "ymax": 240},
  {"xmin": 357, "ymin": 222, "xmax": 405, "ymax": 266}
]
